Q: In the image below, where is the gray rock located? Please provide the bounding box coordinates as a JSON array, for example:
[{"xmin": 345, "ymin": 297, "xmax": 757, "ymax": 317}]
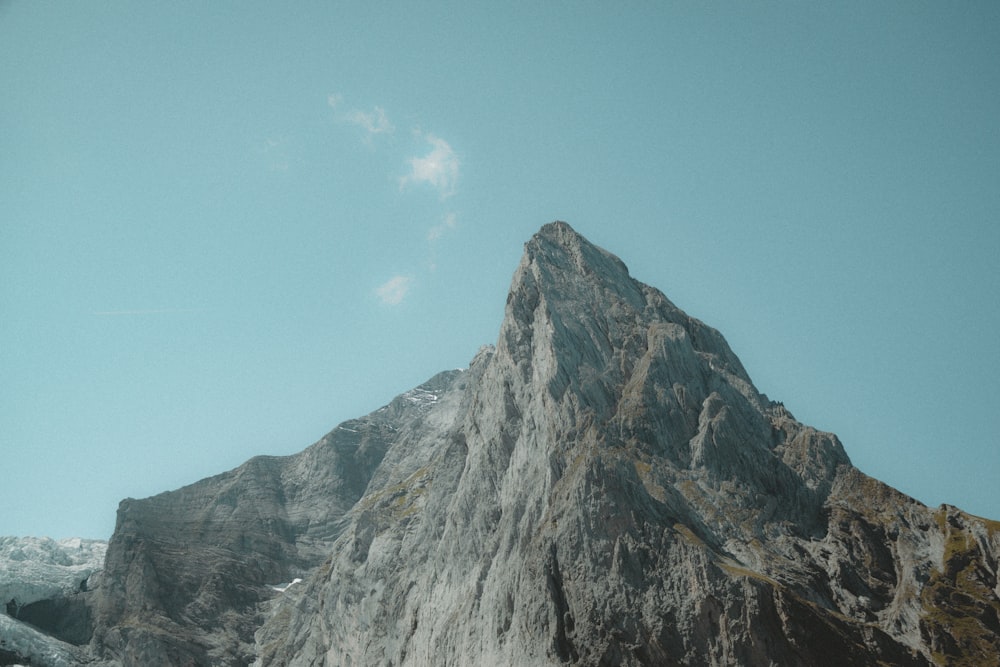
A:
[
  {"xmin": 87, "ymin": 221, "xmax": 1000, "ymax": 666},
  {"xmin": 89, "ymin": 370, "xmax": 462, "ymax": 666}
]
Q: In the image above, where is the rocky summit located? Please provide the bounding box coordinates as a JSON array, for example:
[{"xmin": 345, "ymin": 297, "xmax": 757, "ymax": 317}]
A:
[{"xmin": 9, "ymin": 222, "xmax": 997, "ymax": 666}]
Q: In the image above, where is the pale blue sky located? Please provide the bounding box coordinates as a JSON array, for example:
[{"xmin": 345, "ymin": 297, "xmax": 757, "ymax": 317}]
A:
[{"xmin": 2, "ymin": 2, "xmax": 998, "ymax": 539}]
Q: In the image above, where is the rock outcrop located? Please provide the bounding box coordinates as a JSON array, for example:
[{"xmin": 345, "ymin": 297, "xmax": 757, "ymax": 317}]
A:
[{"xmin": 80, "ymin": 221, "xmax": 999, "ymax": 666}]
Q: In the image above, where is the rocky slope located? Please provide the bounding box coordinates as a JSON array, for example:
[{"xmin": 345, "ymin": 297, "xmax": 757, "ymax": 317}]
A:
[
  {"xmin": 87, "ymin": 371, "xmax": 461, "ymax": 666},
  {"xmin": 81, "ymin": 221, "xmax": 999, "ymax": 666}
]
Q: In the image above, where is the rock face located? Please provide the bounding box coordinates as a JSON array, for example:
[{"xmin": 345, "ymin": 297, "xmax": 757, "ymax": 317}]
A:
[
  {"xmin": 88, "ymin": 371, "xmax": 460, "ymax": 666},
  {"xmin": 84, "ymin": 222, "xmax": 999, "ymax": 666}
]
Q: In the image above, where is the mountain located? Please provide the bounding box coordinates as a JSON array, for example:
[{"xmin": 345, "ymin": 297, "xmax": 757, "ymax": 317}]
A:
[
  {"xmin": 9, "ymin": 222, "xmax": 996, "ymax": 665},
  {"xmin": 249, "ymin": 222, "xmax": 1000, "ymax": 666}
]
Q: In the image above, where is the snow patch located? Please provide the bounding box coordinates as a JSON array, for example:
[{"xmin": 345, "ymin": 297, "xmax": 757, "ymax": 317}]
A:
[
  {"xmin": 269, "ymin": 578, "xmax": 302, "ymax": 593},
  {"xmin": 402, "ymin": 388, "xmax": 439, "ymax": 407}
]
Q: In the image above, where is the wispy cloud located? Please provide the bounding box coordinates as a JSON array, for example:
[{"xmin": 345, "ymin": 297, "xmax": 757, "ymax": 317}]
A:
[
  {"xmin": 328, "ymin": 92, "xmax": 394, "ymax": 140},
  {"xmin": 426, "ymin": 212, "xmax": 459, "ymax": 272},
  {"xmin": 327, "ymin": 92, "xmax": 463, "ymax": 287},
  {"xmin": 262, "ymin": 136, "xmax": 290, "ymax": 172},
  {"xmin": 400, "ymin": 134, "xmax": 459, "ymax": 199},
  {"xmin": 91, "ymin": 308, "xmax": 199, "ymax": 316},
  {"xmin": 428, "ymin": 211, "xmax": 458, "ymax": 241},
  {"xmin": 344, "ymin": 107, "xmax": 394, "ymax": 136},
  {"xmin": 374, "ymin": 275, "xmax": 413, "ymax": 305}
]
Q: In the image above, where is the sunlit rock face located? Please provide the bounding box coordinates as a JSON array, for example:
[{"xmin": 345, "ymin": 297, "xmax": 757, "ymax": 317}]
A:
[{"xmin": 89, "ymin": 222, "xmax": 1000, "ymax": 666}]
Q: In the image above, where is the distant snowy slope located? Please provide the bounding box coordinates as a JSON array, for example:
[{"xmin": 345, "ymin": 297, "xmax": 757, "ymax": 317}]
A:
[
  {"xmin": 0, "ymin": 536, "xmax": 107, "ymax": 608},
  {"xmin": 0, "ymin": 612, "xmax": 82, "ymax": 667}
]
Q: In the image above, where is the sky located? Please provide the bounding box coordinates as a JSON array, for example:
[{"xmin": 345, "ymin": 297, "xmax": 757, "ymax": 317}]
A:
[{"xmin": 2, "ymin": 2, "xmax": 998, "ymax": 540}]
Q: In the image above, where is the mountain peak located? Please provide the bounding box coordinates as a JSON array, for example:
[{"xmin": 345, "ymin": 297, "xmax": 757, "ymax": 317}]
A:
[
  {"xmin": 535, "ymin": 219, "xmax": 576, "ymax": 238},
  {"xmin": 531, "ymin": 220, "xmax": 591, "ymax": 252},
  {"xmin": 498, "ymin": 223, "xmax": 649, "ymax": 402},
  {"xmin": 503, "ymin": 222, "xmax": 648, "ymax": 345},
  {"xmin": 500, "ymin": 222, "xmax": 758, "ymax": 416},
  {"xmin": 522, "ymin": 221, "xmax": 637, "ymax": 294}
]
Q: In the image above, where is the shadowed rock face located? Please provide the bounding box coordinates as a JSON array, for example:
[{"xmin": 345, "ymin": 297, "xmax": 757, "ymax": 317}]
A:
[{"xmin": 90, "ymin": 222, "xmax": 1000, "ymax": 666}]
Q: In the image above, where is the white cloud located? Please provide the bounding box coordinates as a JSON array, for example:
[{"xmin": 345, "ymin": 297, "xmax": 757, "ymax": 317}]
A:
[
  {"xmin": 345, "ymin": 106, "xmax": 394, "ymax": 136},
  {"xmin": 328, "ymin": 93, "xmax": 394, "ymax": 138},
  {"xmin": 375, "ymin": 275, "xmax": 413, "ymax": 305},
  {"xmin": 427, "ymin": 211, "xmax": 458, "ymax": 241},
  {"xmin": 401, "ymin": 134, "xmax": 459, "ymax": 199}
]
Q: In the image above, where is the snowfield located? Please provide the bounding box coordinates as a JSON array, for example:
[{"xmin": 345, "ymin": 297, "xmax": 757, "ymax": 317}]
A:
[
  {"xmin": 0, "ymin": 536, "xmax": 107, "ymax": 608},
  {"xmin": 0, "ymin": 536, "xmax": 106, "ymax": 666}
]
